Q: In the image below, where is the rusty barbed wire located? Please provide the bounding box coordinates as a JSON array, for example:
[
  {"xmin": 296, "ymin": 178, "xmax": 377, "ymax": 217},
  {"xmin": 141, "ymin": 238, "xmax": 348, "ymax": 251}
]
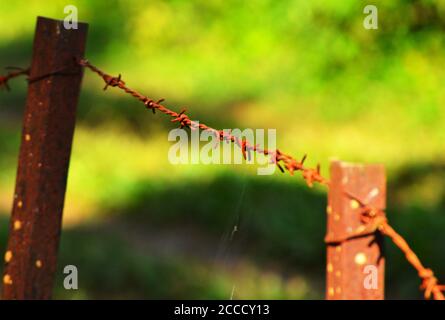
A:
[
  {"xmin": 0, "ymin": 63, "xmax": 79, "ymax": 90},
  {"xmin": 2, "ymin": 59, "xmax": 444, "ymax": 300},
  {"xmin": 0, "ymin": 67, "xmax": 29, "ymax": 91},
  {"xmin": 76, "ymin": 59, "xmax": 444, "ymax": 300},
  {"xmin": 77, "ymin": 58, "xmax": 330, "ymax": 188},
  {"xmin": 327, "ymin": 191, "xmax": 445, "ymax": 300}
]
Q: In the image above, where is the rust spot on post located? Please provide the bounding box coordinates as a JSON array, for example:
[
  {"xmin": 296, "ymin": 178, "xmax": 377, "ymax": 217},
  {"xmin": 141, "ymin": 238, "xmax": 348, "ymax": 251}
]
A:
[
  {"xmin": 13, "ymin": 220, "xmax": 22, "ymax": 231},
  {"xmin": 2, "ymin": 16, "xmax": 88, "ymax": 300}
]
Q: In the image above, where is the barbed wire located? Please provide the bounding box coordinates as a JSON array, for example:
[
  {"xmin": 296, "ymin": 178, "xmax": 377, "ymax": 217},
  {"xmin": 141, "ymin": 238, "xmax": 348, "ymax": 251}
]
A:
[
  {"xmin": 77, "ymin": 59, "xmax": 445, "ymax": 300},
  {"xmin": 335, "ymin": 191, "xmax": 445, "ymax": 300},
  {"xmin": 77, "ymin": 59, "xmax": 329, "ymax": 187},
  {"xmin": 1, "ymin": 61, "xmax": 444, "ymax": 300},
  {"xmin": 0, "ymin": 67, "xmax": 29, "ymax": 91}
]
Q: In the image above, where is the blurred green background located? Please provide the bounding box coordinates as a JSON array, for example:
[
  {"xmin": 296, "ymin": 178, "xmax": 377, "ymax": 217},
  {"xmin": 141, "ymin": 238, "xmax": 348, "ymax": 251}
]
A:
[{"xmin": 1, "ymin": 0, "xmax": 445, "ymax": 299}]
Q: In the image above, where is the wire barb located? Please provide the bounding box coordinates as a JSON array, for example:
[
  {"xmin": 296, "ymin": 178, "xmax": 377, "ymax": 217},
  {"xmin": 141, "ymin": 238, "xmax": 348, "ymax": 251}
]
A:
[{"xmin": 102, "ymin": 73, "xmax": 124, "ymax": 91}]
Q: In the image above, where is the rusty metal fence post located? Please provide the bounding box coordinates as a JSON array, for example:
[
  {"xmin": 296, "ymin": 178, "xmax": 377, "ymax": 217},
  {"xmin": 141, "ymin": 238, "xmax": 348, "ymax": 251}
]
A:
[
  {"xmin": 325, "ymin": 161, "xmax": 386, "ymax": 299},
  {"xmin": 2, "ymin": 17, "xmax": 88, "ymax": 299}
]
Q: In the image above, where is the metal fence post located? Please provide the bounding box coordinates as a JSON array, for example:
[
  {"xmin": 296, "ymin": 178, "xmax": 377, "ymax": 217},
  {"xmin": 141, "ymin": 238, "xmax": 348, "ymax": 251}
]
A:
[
  {"xmin": 325, "ymin": 160, "xmax": 386, "ymax": 299},
  {"xmin": 2, "ymin": 16, "xmax": 88, "ymax": 299}
]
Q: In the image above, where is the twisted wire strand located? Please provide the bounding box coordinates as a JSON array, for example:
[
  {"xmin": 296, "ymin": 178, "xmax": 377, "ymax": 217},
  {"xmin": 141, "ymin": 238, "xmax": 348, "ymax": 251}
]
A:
[
  {"xmin": 77, "ymin": 58, "xmax": 445, "ymax": 300},
  {"xmin": 0, "ymin": 67, "xmax": 29, "ymax": 91},
  {"xmin": 2, "ymin": 60, "xmax": 444, "ymax": 299}
]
